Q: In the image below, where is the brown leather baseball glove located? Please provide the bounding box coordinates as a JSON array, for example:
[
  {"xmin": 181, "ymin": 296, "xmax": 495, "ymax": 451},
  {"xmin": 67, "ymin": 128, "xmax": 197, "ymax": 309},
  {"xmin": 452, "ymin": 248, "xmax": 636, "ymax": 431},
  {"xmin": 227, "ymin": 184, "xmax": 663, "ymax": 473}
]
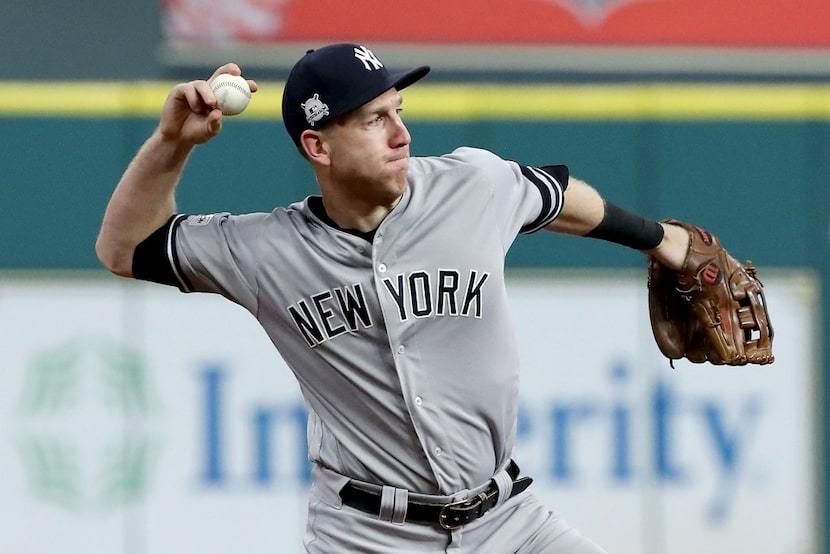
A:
[{"xmin": 647, "ymin": 219, "xmax": 774, "ymax": 366}]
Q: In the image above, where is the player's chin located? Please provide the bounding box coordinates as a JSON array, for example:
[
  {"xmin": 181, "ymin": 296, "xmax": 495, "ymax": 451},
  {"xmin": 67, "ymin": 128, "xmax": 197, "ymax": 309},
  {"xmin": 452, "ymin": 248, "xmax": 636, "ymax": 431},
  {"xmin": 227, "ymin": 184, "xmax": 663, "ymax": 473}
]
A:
[{"xmin": 384, "ymin": 158, "xmax": 409, "ymax": 184}]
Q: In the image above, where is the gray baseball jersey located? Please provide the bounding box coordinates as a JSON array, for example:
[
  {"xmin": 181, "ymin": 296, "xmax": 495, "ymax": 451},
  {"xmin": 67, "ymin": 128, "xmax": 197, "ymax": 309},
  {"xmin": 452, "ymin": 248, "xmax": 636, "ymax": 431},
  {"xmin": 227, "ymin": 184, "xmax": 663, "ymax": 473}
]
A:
[{"xmin": 135, "ymin": 147, "xmax": 577, "ymax": 541}]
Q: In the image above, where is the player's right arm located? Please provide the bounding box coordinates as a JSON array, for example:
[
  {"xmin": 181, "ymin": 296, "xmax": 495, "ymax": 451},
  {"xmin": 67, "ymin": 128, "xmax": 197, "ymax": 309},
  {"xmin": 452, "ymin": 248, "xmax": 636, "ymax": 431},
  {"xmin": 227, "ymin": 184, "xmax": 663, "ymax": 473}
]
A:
[{"xmin": 95, "ymin": 63, "xmax": 253, "ymax": 277}]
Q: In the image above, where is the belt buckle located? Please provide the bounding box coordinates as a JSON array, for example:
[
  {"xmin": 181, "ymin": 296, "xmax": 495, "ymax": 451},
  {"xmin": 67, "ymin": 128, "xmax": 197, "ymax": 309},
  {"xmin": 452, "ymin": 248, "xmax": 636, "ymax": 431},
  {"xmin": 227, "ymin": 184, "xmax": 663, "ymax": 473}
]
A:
[{"xmin": 438, "ymin": 491, "xmax": 487, "ymax": 530}]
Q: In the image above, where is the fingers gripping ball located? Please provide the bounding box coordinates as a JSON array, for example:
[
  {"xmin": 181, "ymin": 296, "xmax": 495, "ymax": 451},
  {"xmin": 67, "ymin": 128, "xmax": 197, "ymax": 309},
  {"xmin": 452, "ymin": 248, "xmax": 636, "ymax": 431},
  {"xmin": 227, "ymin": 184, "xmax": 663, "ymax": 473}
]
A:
[
  {"xmin": 647, "ymin": 219, "xmax": 774, "ymax": 366},
  {"xmin": 211, "ymin": 74, "xmax": 251, "ymax": 116}
]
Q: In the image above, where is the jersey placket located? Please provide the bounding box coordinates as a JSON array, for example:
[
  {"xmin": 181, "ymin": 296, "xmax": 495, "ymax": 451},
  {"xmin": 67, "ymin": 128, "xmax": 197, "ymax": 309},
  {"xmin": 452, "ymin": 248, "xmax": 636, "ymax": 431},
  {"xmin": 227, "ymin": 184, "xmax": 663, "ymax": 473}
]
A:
[{"xmin": 370, "ymin": 226, "xmax": 460, "ymax": 493}]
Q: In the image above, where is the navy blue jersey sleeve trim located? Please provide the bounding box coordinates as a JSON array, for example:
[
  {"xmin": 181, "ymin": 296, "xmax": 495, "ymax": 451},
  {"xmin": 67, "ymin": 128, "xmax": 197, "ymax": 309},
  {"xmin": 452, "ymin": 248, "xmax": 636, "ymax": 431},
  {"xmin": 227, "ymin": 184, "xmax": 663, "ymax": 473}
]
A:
[
  {"xmin": 132, "ymin": 214, "xmax": 193, "ymax": 292},
  {"xmin": 539, "ymin": 165, "xmax": 569, "ymax": 190},
  {"xmin": 519, "ymin": 164, "xmax": 568, "ymax": 234}
]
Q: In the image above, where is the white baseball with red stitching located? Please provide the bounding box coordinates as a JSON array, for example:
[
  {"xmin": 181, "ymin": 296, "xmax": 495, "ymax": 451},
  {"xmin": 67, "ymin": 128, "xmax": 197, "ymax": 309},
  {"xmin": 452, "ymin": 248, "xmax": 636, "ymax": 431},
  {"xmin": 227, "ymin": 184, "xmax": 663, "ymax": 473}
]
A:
[{"xmin": 211, "ymin": 74, "xmax": 251, "ymax": 116}]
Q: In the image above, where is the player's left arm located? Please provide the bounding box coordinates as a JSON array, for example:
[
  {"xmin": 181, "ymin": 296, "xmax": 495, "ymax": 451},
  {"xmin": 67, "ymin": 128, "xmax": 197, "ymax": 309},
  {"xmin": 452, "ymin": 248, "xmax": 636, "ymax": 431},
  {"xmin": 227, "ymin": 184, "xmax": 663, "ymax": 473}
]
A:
[{"xmin": 544, "ymin": 177, "xmax": 689, "ymax": 271}]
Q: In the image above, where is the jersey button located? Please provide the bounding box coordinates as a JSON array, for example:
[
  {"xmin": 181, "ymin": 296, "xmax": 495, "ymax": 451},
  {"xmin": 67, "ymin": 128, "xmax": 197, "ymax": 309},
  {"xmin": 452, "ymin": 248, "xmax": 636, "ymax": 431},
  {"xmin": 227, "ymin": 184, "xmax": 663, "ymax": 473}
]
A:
[
  {"xmin": 378, "ymin": 263, "xmax": 387, "ymax": 273},
  {"xmin": 414, "ymin": 396, "xmax": 423, "ymax": 406},
  {"xmin": 433, "ymin": 447, "xmax": 443, "ymax": 457},
  {"xmin": 397, "ymin": 345, "xmax": 406, "ymax": 354}
]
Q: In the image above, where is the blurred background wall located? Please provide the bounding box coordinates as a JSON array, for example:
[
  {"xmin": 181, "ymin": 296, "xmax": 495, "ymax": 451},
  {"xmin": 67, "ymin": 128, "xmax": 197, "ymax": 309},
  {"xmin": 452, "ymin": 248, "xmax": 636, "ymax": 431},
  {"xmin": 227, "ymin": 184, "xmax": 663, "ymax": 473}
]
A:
[{"xmin": 1, "ymin": 1, "xmax": 828, "ymax": 552}]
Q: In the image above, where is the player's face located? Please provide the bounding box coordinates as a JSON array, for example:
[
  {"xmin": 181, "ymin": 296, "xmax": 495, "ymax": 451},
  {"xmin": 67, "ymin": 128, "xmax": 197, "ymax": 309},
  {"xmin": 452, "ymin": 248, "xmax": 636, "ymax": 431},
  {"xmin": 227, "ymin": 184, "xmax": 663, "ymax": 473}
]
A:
[{"xmin": 322, "ymin": 89, "xmax": 412, "ymax": 206}]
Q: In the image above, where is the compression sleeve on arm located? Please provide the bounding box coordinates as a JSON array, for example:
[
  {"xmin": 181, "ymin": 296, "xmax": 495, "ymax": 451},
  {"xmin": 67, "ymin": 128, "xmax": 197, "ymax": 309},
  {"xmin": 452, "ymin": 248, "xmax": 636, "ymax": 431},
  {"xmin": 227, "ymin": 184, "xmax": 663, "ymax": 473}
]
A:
[{"xmin": 584, "ymin": 200, "xmax": 664, "ymax": 250}]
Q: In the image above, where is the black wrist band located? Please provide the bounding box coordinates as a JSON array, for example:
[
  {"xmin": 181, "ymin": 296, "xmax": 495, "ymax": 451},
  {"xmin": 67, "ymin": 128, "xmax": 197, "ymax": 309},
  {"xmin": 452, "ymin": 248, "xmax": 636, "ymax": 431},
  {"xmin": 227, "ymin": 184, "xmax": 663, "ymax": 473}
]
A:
[{"xmin": 585, "ymin": 201, "xmax": 664, "ymax": 250}]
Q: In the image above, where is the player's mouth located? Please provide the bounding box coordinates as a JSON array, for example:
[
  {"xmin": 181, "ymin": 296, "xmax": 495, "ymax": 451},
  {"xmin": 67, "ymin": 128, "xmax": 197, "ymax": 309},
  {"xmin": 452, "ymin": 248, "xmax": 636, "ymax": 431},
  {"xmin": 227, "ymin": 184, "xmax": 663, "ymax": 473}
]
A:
[{"xmin": 386, "ymin": 154, "xmax": 409, "ymax": 169}]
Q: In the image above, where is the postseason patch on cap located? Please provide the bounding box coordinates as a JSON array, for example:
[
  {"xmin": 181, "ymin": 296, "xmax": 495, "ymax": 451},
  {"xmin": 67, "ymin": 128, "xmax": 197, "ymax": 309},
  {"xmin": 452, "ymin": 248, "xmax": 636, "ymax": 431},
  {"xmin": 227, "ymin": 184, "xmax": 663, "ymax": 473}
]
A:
[{"xmin": 302, "ymin": 93, "xmax": 330, "ymax": 127}]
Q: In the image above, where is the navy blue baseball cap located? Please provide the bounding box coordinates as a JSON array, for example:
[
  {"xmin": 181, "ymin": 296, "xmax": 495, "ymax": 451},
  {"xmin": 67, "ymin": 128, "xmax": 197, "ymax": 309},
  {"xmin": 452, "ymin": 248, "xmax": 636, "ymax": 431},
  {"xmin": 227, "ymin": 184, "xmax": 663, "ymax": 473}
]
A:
[{"xmin": 282, "ymin": 43, "xmax": 430, "ymax": 147}]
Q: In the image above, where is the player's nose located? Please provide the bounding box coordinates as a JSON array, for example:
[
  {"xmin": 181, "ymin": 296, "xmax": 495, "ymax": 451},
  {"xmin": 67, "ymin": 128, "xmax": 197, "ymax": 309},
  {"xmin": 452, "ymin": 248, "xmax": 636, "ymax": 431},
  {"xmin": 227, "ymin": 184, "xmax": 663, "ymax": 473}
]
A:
[{"xmin": 389, "ymin": 114, "xmax": 411, "ymax": 148}]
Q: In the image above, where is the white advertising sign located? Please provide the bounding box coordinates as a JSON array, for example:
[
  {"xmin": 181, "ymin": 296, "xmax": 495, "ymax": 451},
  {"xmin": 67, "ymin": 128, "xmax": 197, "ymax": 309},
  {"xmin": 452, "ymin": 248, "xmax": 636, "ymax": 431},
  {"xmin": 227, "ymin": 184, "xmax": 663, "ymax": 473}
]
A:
[{"xmin": 0, "ymin": 272, "xmax": 817, "ymax": 554}]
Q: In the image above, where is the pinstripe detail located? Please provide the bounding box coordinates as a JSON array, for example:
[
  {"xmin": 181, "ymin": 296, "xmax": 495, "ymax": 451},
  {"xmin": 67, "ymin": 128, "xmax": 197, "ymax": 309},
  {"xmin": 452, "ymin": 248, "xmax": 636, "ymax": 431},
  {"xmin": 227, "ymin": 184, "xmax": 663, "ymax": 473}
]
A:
[
  {"xmin": 167, "ymin": 214, "xmax": 193, "ymax": 292},
  {"xmin": 519, "ymin": 166, "xmax": 564, "ymax": 234}
]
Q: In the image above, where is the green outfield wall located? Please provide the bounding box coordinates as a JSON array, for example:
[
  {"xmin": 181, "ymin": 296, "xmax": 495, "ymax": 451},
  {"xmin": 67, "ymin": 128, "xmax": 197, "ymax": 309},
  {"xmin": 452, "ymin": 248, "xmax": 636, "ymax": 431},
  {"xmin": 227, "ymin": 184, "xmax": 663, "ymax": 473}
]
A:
[
  {"xmin": 3, "ymin": 82, "xmax": 828, "ymax": 270},
  {"xmin": 2, "ymin": 82, "xmax": 828, "ymax": 550}
]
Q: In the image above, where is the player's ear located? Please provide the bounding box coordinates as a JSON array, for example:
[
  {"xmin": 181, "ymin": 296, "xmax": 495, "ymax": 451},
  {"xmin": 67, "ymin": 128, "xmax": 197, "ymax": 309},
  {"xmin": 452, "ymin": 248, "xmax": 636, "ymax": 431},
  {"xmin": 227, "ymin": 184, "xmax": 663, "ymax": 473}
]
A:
[{"xmin": 300, "ymin": 130, "xmax": 330, "ymax": 166}]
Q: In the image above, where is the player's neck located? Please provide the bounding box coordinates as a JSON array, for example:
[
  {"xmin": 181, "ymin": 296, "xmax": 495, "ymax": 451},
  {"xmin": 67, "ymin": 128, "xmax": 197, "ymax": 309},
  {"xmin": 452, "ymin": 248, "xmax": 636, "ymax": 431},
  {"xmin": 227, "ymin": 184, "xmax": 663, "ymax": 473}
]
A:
[{"xmin": 319, "ymin": 193, "xmax": 402, "ymax": 234}]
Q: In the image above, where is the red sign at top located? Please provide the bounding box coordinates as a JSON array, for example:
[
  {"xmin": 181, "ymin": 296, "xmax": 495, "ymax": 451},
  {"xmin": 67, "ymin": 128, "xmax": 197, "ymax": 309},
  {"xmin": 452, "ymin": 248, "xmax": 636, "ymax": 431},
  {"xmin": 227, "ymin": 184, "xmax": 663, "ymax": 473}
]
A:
[{"xmin": 162, "ymin": 0, "xmax": 830, "ymax": 48}]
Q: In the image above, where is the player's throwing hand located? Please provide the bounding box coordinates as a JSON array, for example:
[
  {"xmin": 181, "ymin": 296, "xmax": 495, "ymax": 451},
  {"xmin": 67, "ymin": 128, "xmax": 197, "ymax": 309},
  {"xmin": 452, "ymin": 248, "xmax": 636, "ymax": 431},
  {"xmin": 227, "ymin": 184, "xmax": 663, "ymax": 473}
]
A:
[{"xmin": 158, "ymin": 63, "xmax": 257, "ymax": 145}]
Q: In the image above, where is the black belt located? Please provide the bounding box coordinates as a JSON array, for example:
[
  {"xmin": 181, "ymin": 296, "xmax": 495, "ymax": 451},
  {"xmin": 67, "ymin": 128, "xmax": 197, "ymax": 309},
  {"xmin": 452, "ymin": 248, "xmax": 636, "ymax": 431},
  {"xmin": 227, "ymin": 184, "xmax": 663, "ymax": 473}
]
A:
[{"xmin": 339, "ymin": 461, "xmax": 533, "ymax": 530}]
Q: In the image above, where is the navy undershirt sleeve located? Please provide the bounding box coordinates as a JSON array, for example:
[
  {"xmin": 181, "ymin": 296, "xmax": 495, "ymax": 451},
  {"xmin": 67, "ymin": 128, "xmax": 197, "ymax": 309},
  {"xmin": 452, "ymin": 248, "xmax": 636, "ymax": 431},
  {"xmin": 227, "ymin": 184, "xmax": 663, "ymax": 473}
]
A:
[{"xmin": 132, "ymin": 215, "xmax": 182, "ymax": 287}]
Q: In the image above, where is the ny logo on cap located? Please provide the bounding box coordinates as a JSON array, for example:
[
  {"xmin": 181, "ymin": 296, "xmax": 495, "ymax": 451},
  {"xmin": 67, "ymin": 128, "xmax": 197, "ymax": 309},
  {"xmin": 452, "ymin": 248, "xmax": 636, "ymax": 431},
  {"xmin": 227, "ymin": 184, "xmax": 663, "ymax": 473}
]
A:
[{"xmin": 354, "ymin": 45, "xmax": 383, "ymax": 71}]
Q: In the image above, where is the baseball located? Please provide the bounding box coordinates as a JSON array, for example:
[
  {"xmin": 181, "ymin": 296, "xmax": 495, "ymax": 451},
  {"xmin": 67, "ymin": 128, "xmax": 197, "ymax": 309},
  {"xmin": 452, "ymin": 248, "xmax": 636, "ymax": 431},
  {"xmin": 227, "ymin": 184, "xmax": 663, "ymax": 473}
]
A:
[{"xmin": 211, "ymin": 73, "xmax": 251, "ymax": 116}]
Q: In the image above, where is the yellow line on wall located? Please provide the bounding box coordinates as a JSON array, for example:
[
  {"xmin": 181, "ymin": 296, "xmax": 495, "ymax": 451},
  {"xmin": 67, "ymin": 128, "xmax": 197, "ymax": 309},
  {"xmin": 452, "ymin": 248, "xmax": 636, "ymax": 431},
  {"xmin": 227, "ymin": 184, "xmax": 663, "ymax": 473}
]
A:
[{"xmin": 3, "ymin": 82, "xmax": 830, "ymax": 120}]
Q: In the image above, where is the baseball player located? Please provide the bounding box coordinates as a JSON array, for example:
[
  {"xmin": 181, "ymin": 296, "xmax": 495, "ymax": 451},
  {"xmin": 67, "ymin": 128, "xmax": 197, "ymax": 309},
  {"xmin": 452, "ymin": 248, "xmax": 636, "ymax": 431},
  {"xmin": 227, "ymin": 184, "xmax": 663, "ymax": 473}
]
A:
[{"xmin": 96, "ymin": 44, "xmax": 693, "ymax": 553}]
